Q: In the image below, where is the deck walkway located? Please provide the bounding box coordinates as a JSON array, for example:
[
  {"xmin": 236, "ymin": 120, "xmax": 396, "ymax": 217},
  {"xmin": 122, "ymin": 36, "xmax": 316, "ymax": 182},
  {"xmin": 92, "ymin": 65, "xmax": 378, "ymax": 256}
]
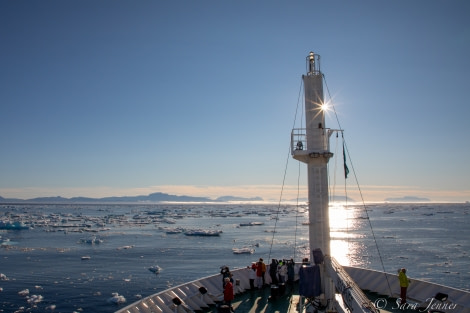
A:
[
  {"xmin": 201, "ymin": 285, "xmax": 422, "ymax": 313},
  {"xmin": 203, "ymin": 284, "xmax": 297, "ymax": 313}
]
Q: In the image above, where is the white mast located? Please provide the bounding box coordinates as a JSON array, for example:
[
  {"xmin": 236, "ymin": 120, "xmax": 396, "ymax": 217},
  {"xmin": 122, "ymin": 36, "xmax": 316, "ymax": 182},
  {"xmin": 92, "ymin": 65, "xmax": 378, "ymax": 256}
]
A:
[
  {"xmin": 292, "ymin": 51, "xmax": 335, "ymax": 305},
  {"xmin": 292, "ymin": 51, "xmax": 332, "ymax": 258},
  {"xmin": 291, "ymin": 52, "xmax": 379, "ymax": 313}
]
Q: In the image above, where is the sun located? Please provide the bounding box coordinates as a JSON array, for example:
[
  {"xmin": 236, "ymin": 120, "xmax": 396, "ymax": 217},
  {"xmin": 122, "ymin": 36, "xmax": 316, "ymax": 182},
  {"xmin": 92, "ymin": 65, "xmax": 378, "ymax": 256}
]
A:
[
  {"xmin": 307, "ymin": 99, "xmax": 332, "ymax": 120},
  {"xmin": 320, "ymin": 100, "xmax": 331, "ymax": 113}
]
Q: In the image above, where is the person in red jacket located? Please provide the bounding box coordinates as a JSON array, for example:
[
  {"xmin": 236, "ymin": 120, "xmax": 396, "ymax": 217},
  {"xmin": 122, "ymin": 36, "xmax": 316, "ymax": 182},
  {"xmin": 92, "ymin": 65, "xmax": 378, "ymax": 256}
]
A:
[
  {"xmin": 223, "ymin": 277, "xmax": 234, "ymax": 312},
  {"xmin": 255, "ymin": 258, "xmax": 266, "ymax": 288}
]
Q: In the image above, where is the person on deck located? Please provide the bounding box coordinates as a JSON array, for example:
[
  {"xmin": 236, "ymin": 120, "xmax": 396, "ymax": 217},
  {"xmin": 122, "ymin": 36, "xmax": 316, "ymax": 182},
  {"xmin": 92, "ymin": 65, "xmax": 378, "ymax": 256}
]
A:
[
  {"xmin": 255, "ymin": 259, "xmax": 264, "ymax": 289},
  {"xmin": 248, "ymin": 263, "xmax": 256, "ymax": 290},
  {"xmin": 221, "ymin": 266, "xmax": 231, "ymax": 288},
  {"xmin": 260, "ymin": 258, "xmax": 266, "ymax": 286},
  {"xmin": 269, "ymin": 259, "xmax": 279, "ymax": 284},
  {"xmin": 278, "ymin": 260, "xmax": 287, "ymax": 283},
  {"xmin": 398, "ymin": 268, "xmax": 410, "ymax": 304},
  {"xmin": 223, "ymin": 277, "xmax": 234, "ymax": 312},
  {"xmin": 287, "ymin": 259, "xmax": 295, "ymax": 284}
]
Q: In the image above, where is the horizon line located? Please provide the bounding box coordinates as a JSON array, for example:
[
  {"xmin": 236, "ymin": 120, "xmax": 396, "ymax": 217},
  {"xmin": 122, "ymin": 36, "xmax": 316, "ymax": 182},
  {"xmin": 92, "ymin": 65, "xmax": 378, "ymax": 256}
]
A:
[{"xmin": 0, "ymin": 184, "xmax": 469, "ymax": 203}]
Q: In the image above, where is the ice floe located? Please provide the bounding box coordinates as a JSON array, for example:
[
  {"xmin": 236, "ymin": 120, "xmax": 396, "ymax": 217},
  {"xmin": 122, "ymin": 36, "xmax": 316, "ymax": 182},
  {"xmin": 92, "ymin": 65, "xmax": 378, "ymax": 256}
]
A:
[{"xmin": 108, "ymin": 292, "xmax": 126, "ymax": 304}]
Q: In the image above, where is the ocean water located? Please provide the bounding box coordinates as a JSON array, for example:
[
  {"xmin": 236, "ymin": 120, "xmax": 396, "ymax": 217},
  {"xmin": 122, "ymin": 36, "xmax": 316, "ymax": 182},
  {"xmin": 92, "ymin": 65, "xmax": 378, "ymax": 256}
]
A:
[{"xmin": 0, "ymin": 202, "xmax": 469, "ymax": 312}]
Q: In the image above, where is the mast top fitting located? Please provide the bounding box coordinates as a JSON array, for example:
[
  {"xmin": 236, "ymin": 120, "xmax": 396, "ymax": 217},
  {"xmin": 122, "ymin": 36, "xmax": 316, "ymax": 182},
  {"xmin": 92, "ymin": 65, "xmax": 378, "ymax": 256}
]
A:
[{"xmin": 306, "ymin": 51, "xmax": 321, "ymax": 76}]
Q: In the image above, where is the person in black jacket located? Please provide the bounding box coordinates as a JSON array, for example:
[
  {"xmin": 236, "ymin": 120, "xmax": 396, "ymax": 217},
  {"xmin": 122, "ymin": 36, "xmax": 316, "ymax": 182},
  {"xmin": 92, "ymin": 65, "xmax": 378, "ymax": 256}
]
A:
[{"xmin": 269, "ymin": 259, "xmax": 279, "ymax": 285}]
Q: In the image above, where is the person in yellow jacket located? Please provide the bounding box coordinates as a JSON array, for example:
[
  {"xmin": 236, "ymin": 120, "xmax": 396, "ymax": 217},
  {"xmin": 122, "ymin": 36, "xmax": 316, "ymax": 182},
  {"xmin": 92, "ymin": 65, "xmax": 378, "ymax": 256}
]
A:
[{"xmin": 398, "ymin": 268, "xmax": 410, "ymax": 304}]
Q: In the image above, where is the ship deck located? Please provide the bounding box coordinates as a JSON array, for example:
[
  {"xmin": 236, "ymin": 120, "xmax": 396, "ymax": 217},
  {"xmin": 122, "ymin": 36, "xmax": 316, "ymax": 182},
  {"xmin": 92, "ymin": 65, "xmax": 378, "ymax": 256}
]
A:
[
  {"xmin": 200, "ymin": 284, "xmax": 420, "ymax": 313},
  {"xmin": 116, "ymin": 266, "xmax": 470, "ymax": 313},
  {"xmin": 202, "ymin": 284, "xmax": 297, "ymax": 313}
]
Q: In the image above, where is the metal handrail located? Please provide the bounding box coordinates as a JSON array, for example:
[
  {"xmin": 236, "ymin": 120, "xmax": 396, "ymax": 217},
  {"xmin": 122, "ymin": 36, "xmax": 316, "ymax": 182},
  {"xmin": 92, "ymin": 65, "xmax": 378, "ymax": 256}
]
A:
[{"xmin": 291, "ymin": 128, "xmax": 332, "ymax": 154}]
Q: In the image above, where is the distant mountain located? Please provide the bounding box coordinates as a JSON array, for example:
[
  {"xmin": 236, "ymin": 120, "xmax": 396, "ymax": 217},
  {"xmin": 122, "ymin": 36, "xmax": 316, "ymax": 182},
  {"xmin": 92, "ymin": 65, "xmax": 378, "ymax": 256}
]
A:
[
  {"xmin": 215, "ymin": 196, "xmax": 263, "ymax": 202},
  {"xmin": 90, "ymin": 192, "xmax": 214, "ymax": 203},
  {"xmin": 0, "ymin": 195, "xmax": 25, "ymax": 203},
  {"xmin": 384, "ymin": 196, "xmax": 430, "ymax": 202},
  {"xmin": 0, "ymin": 192, "xmax": 264, "ymax": 203},
  {"xmin": 285, "ymin": 195, "xmax": 354, "ymax": 202},
  {"xmin": 331, "ymin": 195, "xmax": 355, "ymax": 202}
]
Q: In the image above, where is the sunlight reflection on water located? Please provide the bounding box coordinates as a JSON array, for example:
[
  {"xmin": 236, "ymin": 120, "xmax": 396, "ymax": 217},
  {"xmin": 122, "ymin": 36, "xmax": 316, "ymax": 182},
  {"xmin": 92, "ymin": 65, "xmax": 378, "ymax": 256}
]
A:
[{"xmin": 329, "ymin": 203, "xmax": 365, "ymax": 267}]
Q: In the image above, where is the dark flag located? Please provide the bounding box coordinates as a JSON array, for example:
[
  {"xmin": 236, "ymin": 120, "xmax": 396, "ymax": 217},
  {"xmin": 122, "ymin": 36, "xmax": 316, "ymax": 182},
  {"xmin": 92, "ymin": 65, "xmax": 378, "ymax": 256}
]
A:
[{"xmin": 343, "ymin": 143, "xmax": 349, "ymax": 179}]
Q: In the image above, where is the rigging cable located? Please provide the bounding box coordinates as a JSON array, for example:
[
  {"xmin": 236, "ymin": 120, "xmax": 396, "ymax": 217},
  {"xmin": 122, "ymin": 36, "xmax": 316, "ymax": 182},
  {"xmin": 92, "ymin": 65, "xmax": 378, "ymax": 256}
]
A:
[
  {"xmin": 294, "ymin": 78, "xmax": 306, "ymax": 261},
  {"xmin": 267, "ymin": 77, "xmax": 305, "ymax": 262},
  {"xmin": 294, "ymin": 151, "xmax": 303, "ymax": 262},
  {"xmin": 323, "ymin": 73, "xmax": 394, "ymax": 297}
]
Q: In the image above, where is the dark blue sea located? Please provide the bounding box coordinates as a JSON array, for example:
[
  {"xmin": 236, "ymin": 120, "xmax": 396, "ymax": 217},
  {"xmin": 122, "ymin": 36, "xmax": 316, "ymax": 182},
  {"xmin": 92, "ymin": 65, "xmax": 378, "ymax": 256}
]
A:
[{"xmin": 1, "ymin": 202, "xmax": 469, "ymax": 312}]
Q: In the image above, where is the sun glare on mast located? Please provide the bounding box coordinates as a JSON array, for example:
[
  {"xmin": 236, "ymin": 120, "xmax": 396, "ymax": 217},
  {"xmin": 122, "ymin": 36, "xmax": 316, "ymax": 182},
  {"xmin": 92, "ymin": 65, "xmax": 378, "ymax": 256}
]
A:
[
  {"xmin": 306, "ymin": 99, "xmax": 331, "ymax": 121},
  {"xmin": 321, "ymin": 100, "xmax": 331, "ymax": 113}
]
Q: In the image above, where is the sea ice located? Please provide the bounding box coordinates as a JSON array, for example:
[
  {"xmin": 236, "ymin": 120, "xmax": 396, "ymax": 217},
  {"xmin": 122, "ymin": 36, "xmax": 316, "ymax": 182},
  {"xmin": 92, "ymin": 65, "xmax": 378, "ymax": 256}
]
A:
[
  {"xmin": 108, "ymin": 292, "xmax": 126, "ymax": 304},
  {"xmin": 26, "ymin": 294, "xmax": 43, "ymax": 304}
]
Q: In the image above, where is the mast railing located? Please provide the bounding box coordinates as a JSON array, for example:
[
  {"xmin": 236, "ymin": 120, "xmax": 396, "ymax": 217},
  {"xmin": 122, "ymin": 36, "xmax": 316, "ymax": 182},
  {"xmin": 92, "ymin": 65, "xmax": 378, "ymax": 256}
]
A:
[
  {"xmin": 291, "ymin": 128, "xmax": 331, "ymax": 155},
  {"xmin": 306, "ymin": 51, "xmax": 321, "ymax": 76}
]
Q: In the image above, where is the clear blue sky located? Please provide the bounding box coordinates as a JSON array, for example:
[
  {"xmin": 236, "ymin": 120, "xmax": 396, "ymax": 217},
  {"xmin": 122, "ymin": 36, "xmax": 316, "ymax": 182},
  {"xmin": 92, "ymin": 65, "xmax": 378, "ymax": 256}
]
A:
[{"xmin": 1, "ymin": 1, "xmax": 469, "ymax": 202}]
